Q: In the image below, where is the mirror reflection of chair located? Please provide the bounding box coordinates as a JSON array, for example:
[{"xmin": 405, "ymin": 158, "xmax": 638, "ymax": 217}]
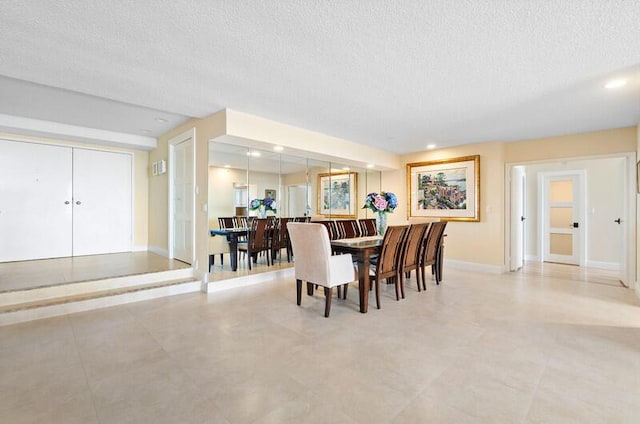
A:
[
  {"xmin": 218, "ymin": 217, "xmax": 237, "ymax": 229},
  {"xmin": 370, "ymin": 225, "xmax": 409, "ymax": 308},
  {"xmin": 419, "ymin": 221, "xmax": 448, "ymax": 288},
  {"xmin": 335, "ymin": 219, "xmax": 360, "ymax": 239},
  {"xmin": 238, "ymin": 218, "xmax": 271, "ymax": 270},
  {"xmin": 209, "ymin": 234, "xmax": 230, "ymax": 271},
  {"xmin": 398, "ymin": 223, "xmax": 430, "ymax": 292},
  {"xmin": 287, "ymin": 223, "xmax": 357, "ymax": 317}
]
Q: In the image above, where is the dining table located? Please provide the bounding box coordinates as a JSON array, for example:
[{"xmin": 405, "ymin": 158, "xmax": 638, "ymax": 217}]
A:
[
  {"xmin": 330, "ymin": 236, "xmax": 383, "ymax": 313},
  {"xmin": 210, "ymin": 227, "xmax": 248, "ymax": 271}
]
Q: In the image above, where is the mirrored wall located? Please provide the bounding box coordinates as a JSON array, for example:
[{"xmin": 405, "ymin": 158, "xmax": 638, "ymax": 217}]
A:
[{"xmin": 208, "ymin": 141, "xmax": 381, "ymax": 273}]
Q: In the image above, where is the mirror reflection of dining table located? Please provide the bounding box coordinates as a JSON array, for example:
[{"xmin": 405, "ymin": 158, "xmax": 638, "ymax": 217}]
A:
[
  {"xmin": 210, "ymin": 227, "xmax": 248, "ymax": 271},
  {"xmin": 330, "ymin": 236, "xmax": 383, "ymax": 313}
]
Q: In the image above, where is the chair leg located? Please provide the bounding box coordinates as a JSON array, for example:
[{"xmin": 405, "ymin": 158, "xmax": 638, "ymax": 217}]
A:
[
  {"xmin": 220, "ymin": 253, "xmax": 224, "ymax": 265},
  {"xmin": 307, "ymin": 282, "xmax": 314, "ymax": 296},
  {"xmin": 399, "ymin": 274, "xmax": 405, "ymax": 299},
  {"xmin": 343, "ymin": 283, "xmax": 348, "ymax": 300},
  {"xmin": 416, "ymin": 266, "xmax": 422, "ymax": 292},
  {"xmin": 394, "ymin": 276, "xmax": 400, "ymax": 301},
  {"xmin": 375, "ymin": 279, "xmax": 381, "ymax": 309},
  {"xmin": 324, "ymin": 287, "xmax": 332, "ymax": 317},
  {"xmin": 296, "ymin": 279, "xmax": 302, "ymax": 305},
  {"xmin": 209, "ymin": 254, "xmax": 214, "ymax": 272},
  {"xmin": 336, "ymin": 286, "xmax": 342, "ymax": 299}
]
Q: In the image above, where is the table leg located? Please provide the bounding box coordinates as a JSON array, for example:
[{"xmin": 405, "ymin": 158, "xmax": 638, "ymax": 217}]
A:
[
  {"xmin": 228, "ymin": 235, "xmax": 239, "ymax": 271},
  {"xmin": 357, "ymin": 255, "xmax": 370, "ymax": 313}
]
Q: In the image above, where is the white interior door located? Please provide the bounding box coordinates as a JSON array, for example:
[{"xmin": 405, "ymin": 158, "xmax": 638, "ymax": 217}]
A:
[
  {"xmin": 72, "ymin": 149, "xmax": 132, "ymax": 256},
  {"xmin": 0, "ymin": 140, "xmax": 72, "ymax": 261},
  {"xmin": 171, "ymin": 137, "xmax": 194, "ymax": 264},
  {"xmin": 510, "ymin": 166, "xmax": 525, "ymax": 271},
  {"xmin": 542, "ymin": 173, "xmax": 584, "ymax": 265},
  {"xmin": 287, "ymin": 185, "xmax": 307, "ymax": 216}
]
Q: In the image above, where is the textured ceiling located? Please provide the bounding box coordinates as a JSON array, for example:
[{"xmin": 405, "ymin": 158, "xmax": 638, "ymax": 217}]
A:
[{"xmin": 0, "ymin": 1, "xmax": 638, "ymax": 153}]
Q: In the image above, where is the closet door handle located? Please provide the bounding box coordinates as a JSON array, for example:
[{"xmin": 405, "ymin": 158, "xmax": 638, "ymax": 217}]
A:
[
  {"xmin": 75, "ymin": 201, "xmax": 82, "ymax": 205},
  {"xmin": 64, "ymin": 201, "xmax": 70, "ymax": 205}
]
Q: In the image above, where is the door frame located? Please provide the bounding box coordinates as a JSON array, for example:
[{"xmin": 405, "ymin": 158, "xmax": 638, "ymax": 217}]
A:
[
  {"xmin": 504, "ymin": 152, "xmax": 635, "ymax": 286},
  {"xmin": 168, "ymin": 128, "xmax": 196, "ymax": 263},
  {"xmin": 509, "ymin": 166, "xmax": 525, "ymax": 271},
  {"xmin": 538, "ymin": 170, "xmax": 586, "ymax": 266}
]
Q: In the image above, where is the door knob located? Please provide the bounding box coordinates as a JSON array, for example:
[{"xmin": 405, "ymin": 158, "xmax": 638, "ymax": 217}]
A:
[
  {"xmin": 614, "ymin": 218, "xmax": 622, "ymax": 224},
  {"xmin": 64, "ymin": 201, "xmax": 70, "ymax": 205},
  {"xmin": 76, "ymin": 201, "xmax": 82, "ymax": 205}
]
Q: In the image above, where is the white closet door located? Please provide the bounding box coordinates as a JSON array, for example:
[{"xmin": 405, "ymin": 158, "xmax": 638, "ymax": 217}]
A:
[
  {"xmin": 0, "ymin": 140, "xmax": 73, "ymax": 261},
  {"xmin": 72, "ymin": 149, "xmax": 132, "ymax": 256}
]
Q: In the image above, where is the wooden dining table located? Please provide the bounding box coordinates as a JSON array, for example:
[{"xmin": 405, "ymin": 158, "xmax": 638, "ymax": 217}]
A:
[
  {"xmin": 210, "ymin": 228, "xmax": 248, "ymax": 271},
  {"xmin": 331, "ymin": 236, "xmax": 383, "ymax": 313}
]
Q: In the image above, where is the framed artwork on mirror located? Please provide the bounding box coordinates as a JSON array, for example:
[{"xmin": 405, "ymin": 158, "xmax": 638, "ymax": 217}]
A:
[{"xmin": 317, "ymin": 171, "xmax": 357, "ymax": 218}]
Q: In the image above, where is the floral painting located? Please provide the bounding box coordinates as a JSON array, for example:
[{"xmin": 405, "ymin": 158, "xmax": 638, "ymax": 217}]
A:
[
  {"xmin": 407, "ymin": 155, "xmax": 480, "ymax": 221},
  {"xmin": 317, "ymin": 171, "xmax": 357, "ymax": 218}
]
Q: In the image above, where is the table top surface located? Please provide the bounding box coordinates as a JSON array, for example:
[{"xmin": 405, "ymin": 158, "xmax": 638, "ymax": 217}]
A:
[
  {"xmin": 331, "ymin": 236, "xmax": 383, "ymax": 249},
  {"xmin": 210, "ymin": 227, "xmax": 249, "ymax": 236}
]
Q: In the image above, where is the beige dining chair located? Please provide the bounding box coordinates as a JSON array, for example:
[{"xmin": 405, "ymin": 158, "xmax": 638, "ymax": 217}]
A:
[{"xmin": 287, "ymin": 223, "xmax": 357, "ymax": 317}]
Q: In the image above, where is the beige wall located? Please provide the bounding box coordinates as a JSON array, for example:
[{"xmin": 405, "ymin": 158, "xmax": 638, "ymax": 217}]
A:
[
  {"xmin": 1, "ymin": 131, "xmax": 149, "ymax": 249},
  {"xmin": 381, "ymin": 127, "xmax": 637, "ymax": 270}
]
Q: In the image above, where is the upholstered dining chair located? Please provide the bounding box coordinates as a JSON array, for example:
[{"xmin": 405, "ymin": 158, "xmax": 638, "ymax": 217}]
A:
[
  {"xmin": 370, "ymin": 225, "xmax": 409, "ymax": 308},
  {"xmin": 398, "ymin": 223, "xmax": 430, "ymax": 292},
  {"xmin": 287, "ymin": 223, "xmax": 356, "ymax": 317},
  {"xmin": 419, "ymin": 221, "xmax": 448, "ymax": 288},
  {"xmin": 209, "ymin": 232, "xmax": 230, "ymax": 271}
]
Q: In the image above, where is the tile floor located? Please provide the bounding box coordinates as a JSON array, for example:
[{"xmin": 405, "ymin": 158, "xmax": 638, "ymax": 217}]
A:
[{"xmin": 1, "ymin": 263, "xmax": 639, "ymax": 423}]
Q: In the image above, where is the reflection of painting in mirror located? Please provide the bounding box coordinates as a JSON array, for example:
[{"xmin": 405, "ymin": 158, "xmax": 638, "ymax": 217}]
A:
[
  {"xmin": 264, "ymin": 189, "xmax": 276, "ymax": 200},
  {"xmin": 317, "ymin": 172, "xmax": 357, "ymax": 218}
]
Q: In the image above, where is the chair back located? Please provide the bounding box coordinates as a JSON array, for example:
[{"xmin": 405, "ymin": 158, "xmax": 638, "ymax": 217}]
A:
[
  {"xmin": 375, "ymin": 225, "xmax": 409, "ymax": 279},
  {"xmin": 317, "ymin": 220, "xmax": 339, "ymax": 240},
  {"xmin": 237, "ymin": 216, "xmax": 248, "ymax": 228},
  {"xmin": 248, "ymin": 218, "xmax": 270, "ymax": 251},
  {"xmin": 422, "ymin": 221, "xmax": 447, "ymax": 264},
  {"xmin": 401, "ymin": 223, "xmax": 430, "ymax": 271},
  {"xmin": 335, "ymin": 220, "xmax": 360, "ymax": 238},
  {"xmin": 218, "ymin": 217, "xmax": 237, "ymax": 229},
  {"xmin": 288, "ymin": 223, "xmax": 333, "ymax": 283},
  {"xmin": 359, "ymin": 218, "xmax": 377, "ymax": 236}
]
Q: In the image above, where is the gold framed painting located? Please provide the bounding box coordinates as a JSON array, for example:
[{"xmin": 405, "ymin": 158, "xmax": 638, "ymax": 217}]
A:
[
  {"xmin": 407, "ymin": 155, "xmax": 480, "ymax": 222},
  {"xmin": 317, "ymin": 171, "xmax": 357, "ymax": 218}
]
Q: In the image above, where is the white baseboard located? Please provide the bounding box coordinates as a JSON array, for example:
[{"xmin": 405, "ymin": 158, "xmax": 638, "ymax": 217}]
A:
[
  {"xmin": 148, "ymin": 246, "xmax": 169, "ymax": 257},
  {"xmin": 634, "ymin": 281, "xmax": 640, "ymax": 299},
  {"xmin": 444, "ymin": 259, "xmax": 507, "ymax": 274},
  {"xmin": 524, "ymin": 254, "xmax": 539, "ymax": 261},
  {"xmin": 206, "ymin": 268, "xmax": 295, "ymax": 293},
  {"xmin": 132, "ymin": 245, "xmax": 148, "ymax": 252},
  {"xmin": 585, "ymin": 260, "xmax": 621, "ymax": 271}
]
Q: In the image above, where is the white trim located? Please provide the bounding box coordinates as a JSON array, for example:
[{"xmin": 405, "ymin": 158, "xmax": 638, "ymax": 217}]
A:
[
  {"xmin": 444, "ymin": 259, "xmax": 507, "ymax": 274},
  {"xmin": 634, "ymin": 281, "xmax": 640, "ymax": 299},
  {"xmin": 148, "ymin": 246, "xmax": 170, "ymax": 257},
  {"xmin": 585, "ymin": 260, "xmax": 621, "ymax": 271},
  {"xmin": 0, "ymin": 113, "xmax": 156, "ymax": 150},
  {"xmin": 524, "ymin": 254, "xmax": 539, "ymax": 261},
  {"xmin": 132, "ymin": 245, "xmax": 149, "ymax": 252},
  {"xmin": 206, "ymin": 268, "xmax": 295, "ymax": 293}
]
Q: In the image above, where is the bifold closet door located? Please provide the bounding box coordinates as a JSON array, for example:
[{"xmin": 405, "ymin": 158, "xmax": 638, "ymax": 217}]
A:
[
  {"xmin": 0, "ymin": 139, "xmax": 73, "ymax": 262},
  {"xmin": 72, "ymin": 149, "xmax": 132, "ymax": 256}
]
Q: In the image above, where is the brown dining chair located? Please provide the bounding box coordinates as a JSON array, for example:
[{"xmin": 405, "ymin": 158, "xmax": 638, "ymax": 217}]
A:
[
  {"xmin": 317, "ymin": 220, "xmax": 339, "ymax": 240},
  {"xmin": 398, "ymin": 223, "xmax": 430, "ymax": 292},
  {"xmin": 359, "ymin": 218, "xmax": 377, "ymax": 236},
  {"xmin": 370, "ymin": 225, "xmax": 409, "ymax": 308},
  {"xmin": 238, "ymin": 218, "xmax": 271, "ymax": 270},
  {"xmin": 335, "ymin": 220, "xmax": 360, "ymax": 239},
  {"xmin": 419, "ymin": 221, "xmax": 447, "ymax": 289},
  {"xmin": 287, "ymin": 223, "xmax": 356, "ymax": 317},
  {"xmin": 218, "ymin": 217, "xmax": 237, "ymax": 229}
]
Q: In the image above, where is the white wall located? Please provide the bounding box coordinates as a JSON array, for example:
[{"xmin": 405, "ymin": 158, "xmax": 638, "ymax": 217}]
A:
[{"xmin": 524, "ymin": 157, "xmax": 625, "ymax": 269}]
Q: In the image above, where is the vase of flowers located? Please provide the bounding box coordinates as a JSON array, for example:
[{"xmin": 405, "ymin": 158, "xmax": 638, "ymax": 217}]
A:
[
  {"xmin": 249, "ymin": 196, "xmax": 277, "ymax": 218},
  {"xmin": 362, "ymin": 191, "xmax": 397, "ymax": 235}
]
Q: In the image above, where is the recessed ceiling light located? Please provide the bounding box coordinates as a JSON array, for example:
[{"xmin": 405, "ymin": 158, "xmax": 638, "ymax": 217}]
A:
[
  {"xmin": 342, "ymin": 167, "xmax": 350, "ymax": 171},
  {"xmin": 141, "ymin": 129, "xmax": 152, "ymax": 134},
  {"xmin": 605, "ymin": 79, "xmax": 627, "ymax": 89},
  {"xmin": 250, "ymin": 151, "xmax": 261, "ymax": 157},
  {"xmin": 155, "ymin": 117, "xmax": 168, "ymax": 123},
  {"xmin": 224, "ymin": 164, "xmax": 231, "ymax": 168},
  {"xmin": 273, "ymin": 145, "xmax": 284, "ymax": 152},
  {"xmin": 366, "ymin": 164, "xmax": 374, "ymax": 169},
  {"xmin": 427, "ymin": 144, "xmax": 437, "ymax": 149}
]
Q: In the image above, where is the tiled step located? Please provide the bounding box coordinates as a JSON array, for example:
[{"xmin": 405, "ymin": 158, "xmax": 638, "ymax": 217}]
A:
[
  {"xmin": 0, "ymin": 268, "xmax": 194, "ymax": 307},
  {"xmin": 0, "ymin": 277, "xmax": 201, "ymax": 326}
]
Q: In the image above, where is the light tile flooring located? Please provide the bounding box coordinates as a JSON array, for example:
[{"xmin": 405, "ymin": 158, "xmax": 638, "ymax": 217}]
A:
[
  {"xmin": 0, "ymin": 252, "xmax": 190, "ymax": 292},
  {"xmin": 1, "ymin": 263, "xmax": 639, "ymax": 423}
]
